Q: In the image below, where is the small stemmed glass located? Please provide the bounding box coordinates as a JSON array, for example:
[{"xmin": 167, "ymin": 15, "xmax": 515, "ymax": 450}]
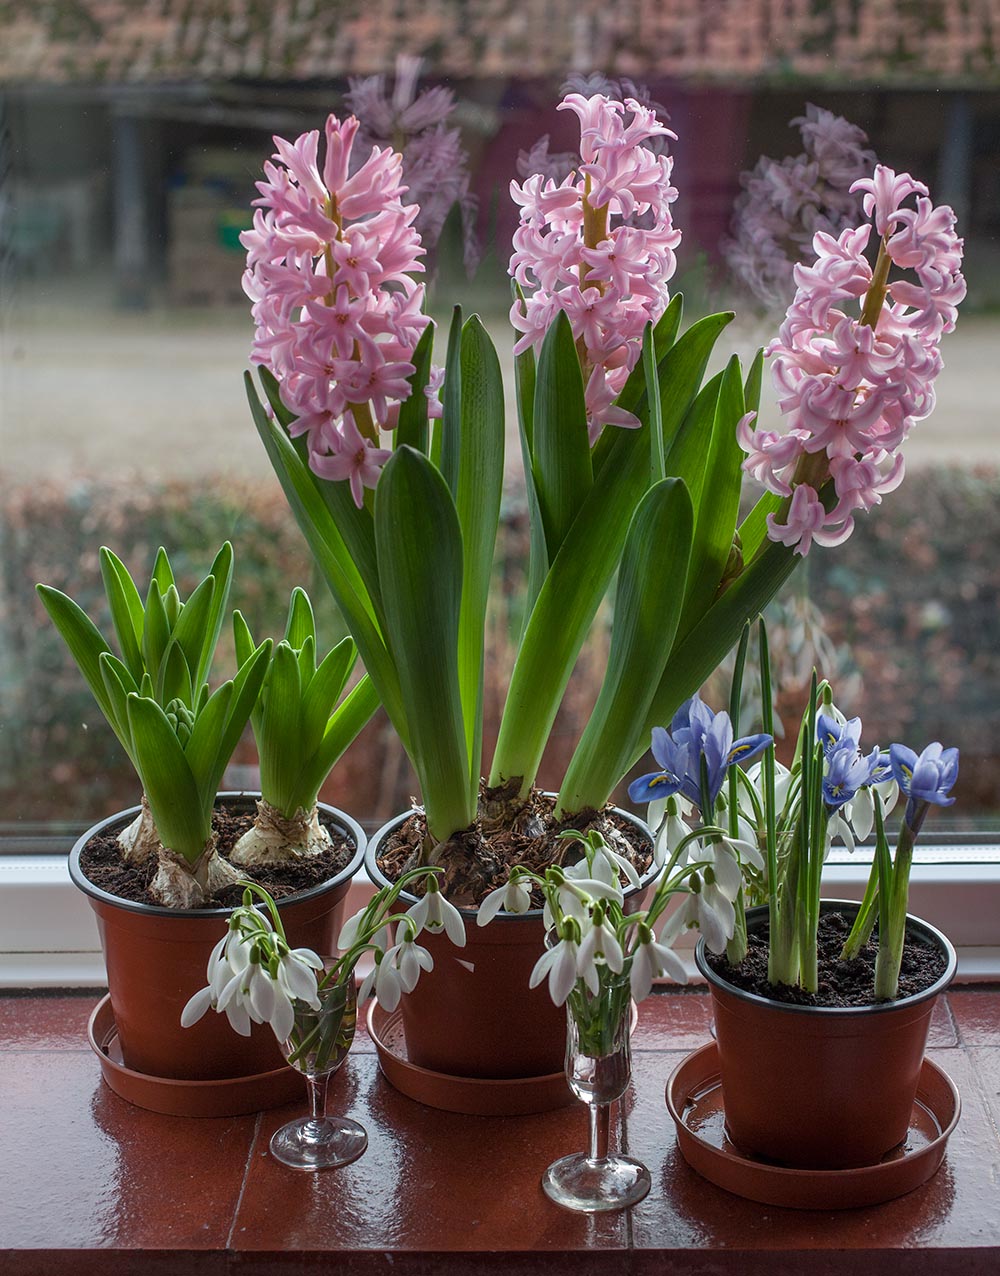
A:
[
  {"xmin": 542, "ymin": 974, "xmax": 650, "ymax": 1212},
  {"xmin": 269, "ymin": 970, "xmax": 368, "ymax": 1171}
]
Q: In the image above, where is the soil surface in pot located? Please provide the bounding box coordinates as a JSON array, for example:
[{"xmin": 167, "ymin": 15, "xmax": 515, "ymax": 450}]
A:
[
  {"xmin": 80, "ymin": 804, "xmax": 354, "ymax": 908},
  {"xmin": 705, "ymin": 911, "xmax": 947, "ymax": 1007},
  {"xmin": 377, "ymin": 784, "xmax": 652, "ymax": 907}
]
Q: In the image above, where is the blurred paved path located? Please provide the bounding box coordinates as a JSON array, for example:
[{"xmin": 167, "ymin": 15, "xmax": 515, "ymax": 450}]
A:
[{"xmin": 3, "ymin": 303, "xmax": 996, "ymax": 485}]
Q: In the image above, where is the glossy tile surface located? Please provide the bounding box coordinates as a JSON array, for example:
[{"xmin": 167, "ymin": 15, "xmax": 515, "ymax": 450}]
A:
[
  {"xmin": 1, "ymin": 988, "xmax": 998, "ymax": 1275},
  {"xmin": 950, "ymin": 987, "xmax": 1000, "ymax": 1045},
  {"xmin": 0, "ymin": 1050, "xmax": 256, "ymax": 1251},
  {"xmin": 0, "ymin": 992, "xmax": 99, "ymax": 1049},
  {"xmin": 232, "ymin": 1055, "xmax": 628, "ymax": 1254}
]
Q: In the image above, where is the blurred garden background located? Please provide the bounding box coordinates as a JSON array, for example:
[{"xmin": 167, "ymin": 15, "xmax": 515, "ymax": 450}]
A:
[{"xmin": 2, "ymin": 0, "xmax": 999, "ymax": 842}]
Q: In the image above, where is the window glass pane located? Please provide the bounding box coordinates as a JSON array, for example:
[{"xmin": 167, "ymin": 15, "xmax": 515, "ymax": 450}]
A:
[{"xmin": 2, "ymin": 10, "xmax": 997, "ymax": 850}]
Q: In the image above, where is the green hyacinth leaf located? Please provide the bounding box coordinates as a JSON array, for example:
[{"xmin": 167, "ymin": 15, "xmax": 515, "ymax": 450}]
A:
[
  {"xmin": 558, "ymin": 477, "xmax": 694, "ymax": 815},
  {"xmin": 396, "ymin": 322, "xmax": 435, "ymax": 455},
  {"xmin": 453, "ymin": 315, "xmax": 504, "ymax": 786},
  {"xmin": 531, "ymin": 309, "xmax": 592, "ymax": 559},
  {"xmin": 375, "ymin": 446, "xmax": 474, "ymax": 843},
  {"xmin": 99, "ymin": 548, "xmax": 145, "ymax": 684}
]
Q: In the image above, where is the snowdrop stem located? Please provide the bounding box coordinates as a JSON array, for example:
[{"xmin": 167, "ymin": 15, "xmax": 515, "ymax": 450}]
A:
[
  {"xmin": 588, "ymin": 1102, "xmax": 611, "ymax": 1163},
  {"xmin": 235, "ymin": 880, "xmax": 288, "ymax": 943}
]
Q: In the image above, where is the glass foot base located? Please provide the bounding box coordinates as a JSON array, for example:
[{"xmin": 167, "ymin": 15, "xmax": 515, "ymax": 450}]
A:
[
  {"xmin": 542, "ymin": 1151, "xmax": 651, "ymax": 1213},
  {"xmin": 269, "ymin": 1115, "xmax": 368, "ymax": 1171}
]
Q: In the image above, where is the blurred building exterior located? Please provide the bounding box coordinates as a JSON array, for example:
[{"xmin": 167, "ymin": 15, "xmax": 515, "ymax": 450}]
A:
[{"xmin": 2, "ymin": 0, "xmax": 998, "ymax": 304}]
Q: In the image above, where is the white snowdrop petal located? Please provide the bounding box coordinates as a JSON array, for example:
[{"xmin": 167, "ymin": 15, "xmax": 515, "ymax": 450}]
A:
[
  {"xmin": 653, "ymin": 942, "xmax": 689, "ymax": 986},
  {"xmin": 225, "ymin": 999, "xmax": 253, "ymax": 1037},
  {"xmin": 630, "ymin": 946, "xmax": 653, "ymax": 1002},
  {"xmin": 645, "ymin": 797, "xmax": 668, "ymax": 834},
  {"xmin": 712, "ymin": 848, "xmax": 743, "ymax": 899},
  {"xmin": 550, "ymin": 942, "xmax": 580, "ymax": 1006},
  {"xmin": 270, "ymin": 990, "xmax": 295, "ymax": 1045},
  {"xmin": 248, "ymin": 968, "xmax": 276, "ymax": 1022},
  {"xmin": 440, "ymin": 898, "xmax": 468, "ymax": 948},
  {"xmin": 476, "ymin": 886, "xmax": 507, "ymax": 927},
  {"xmin": 337, "ymin": 908, "xmax": 367, "ymax": 949},
  {"xmin": 357, "ymin": 966, "xmax": 377, "ymax": 1004},
  {"xmin": 180, "ymin": 985, "xmax": 214, "ymax": 1028}
]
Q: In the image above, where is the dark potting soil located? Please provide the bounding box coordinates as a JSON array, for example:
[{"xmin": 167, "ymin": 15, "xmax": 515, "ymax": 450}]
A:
[
  {"xmin": 376, "ymin": 783, "xmax": 653, "ymax": 908},
  {"xmin": 706, "ymin": 910, "xmax": 948, "ymax": 1007},
  {"xmin": 79, "ymin": 803, "xmax": 354, "ymax": 909}
]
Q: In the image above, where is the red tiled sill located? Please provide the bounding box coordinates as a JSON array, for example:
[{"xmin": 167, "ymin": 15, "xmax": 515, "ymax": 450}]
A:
[{"xmin": 2, "ymin": 987, "xmax": 999, "ymax": 1276}]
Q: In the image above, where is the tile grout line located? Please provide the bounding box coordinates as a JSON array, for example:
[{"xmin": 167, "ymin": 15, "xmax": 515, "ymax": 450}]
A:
[{"xmin": 226, "ymin": 1109, "xmax": 262, "ymax": 1256}]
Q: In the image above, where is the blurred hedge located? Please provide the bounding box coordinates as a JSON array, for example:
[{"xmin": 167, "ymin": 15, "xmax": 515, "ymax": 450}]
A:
[{"xmin": 2, "ymin": 466, "xmax": 997, "ymax": 835}]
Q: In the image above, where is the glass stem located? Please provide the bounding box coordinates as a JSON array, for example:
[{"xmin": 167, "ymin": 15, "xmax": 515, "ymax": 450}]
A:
[
  {"xmin": 588, "ymin": 1100, "xmax": 611, "ymax": 1164},
  {"xmin": 302, "ymin": 1072, "xmax": 330, "ymax": 1143}
]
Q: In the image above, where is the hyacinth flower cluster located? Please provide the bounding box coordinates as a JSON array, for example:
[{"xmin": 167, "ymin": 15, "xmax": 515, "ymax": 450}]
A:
[
  {"xmin": 739, "ymin": 163, "xmax": 966, "ymax": 556},
  {"xmin": 509, "ymin": 93, "xmax": 682, "ymax": 444},
  {"xmin": 477, "ymin": 828, "xmax": 735, "ymax": 1052},
  {"xmin": 242, "ymin": 113, "xmax": 434, "ymax": 508},
  {"xmin": 517, "ymin": 73, "xmax": 671, "ymax": 186},
  {"xmin": 723, "ymin": 104, "xmax": 876, "ymax": 311},
  {"xmin": 183, "ymin": 868, "xmax": 465, "ymax": 1043}
]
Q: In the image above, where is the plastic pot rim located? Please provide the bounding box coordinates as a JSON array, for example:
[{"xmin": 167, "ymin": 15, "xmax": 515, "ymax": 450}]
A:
[
  {"xmin": 68, "ymin": 791, "xmax": 367, "ymax": 920},
  {"xmin": 694, "ymin": 897, "xmax": 958, "ymax": 1018}
]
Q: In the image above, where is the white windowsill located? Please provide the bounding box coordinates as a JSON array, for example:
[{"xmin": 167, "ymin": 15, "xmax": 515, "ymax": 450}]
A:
[{"xmin": 1, "ymin": 849, "xmax": 998, "ymax": 987}]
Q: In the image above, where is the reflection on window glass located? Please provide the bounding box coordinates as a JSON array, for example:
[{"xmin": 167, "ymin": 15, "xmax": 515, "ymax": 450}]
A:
[{"xmin": 2, "ymin": 6, "xmax": 997, "ymax": 846}]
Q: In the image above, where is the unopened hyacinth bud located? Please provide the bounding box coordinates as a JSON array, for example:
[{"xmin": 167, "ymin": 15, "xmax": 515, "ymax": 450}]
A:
[
  {"xmin": 509, "ymin": 92, "xmax": 681, "ymax": 446},
  {"xmin": 165, "ymin": 699, "xmax": 194, "ymax": 746},
  {"xmin": 243, "ymin": 114, "xmax": 432, "ymax": 508},
  {"xmin": 739, "ymin": 163, "xmax": 965, "ymax": 556}
]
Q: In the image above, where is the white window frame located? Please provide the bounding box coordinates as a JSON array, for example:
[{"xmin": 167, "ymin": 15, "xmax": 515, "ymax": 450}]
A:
[{"xmin": 1, "ymin": 841, "xmax": 998, "ymax": 988}]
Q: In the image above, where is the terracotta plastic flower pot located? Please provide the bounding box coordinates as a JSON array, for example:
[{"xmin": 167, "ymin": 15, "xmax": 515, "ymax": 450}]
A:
[
  {"xmin": 695, "ymin": 899, "xmax": 957, "ymax": 1170},
  {"xmin": 69, "ymin": 792, "xmax": 365, "ymax": 1085},
  {"xmin": 366, "ymin": 808, "xmax": 656, "ymax": 1083}
]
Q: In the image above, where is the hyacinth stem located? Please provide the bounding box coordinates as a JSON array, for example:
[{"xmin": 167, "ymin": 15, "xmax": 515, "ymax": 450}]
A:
[
  {"xmin": 859, "ymin": 234, "xmax": 892, "ymax": 330},
  {"xmin": 351, "ymin": 398, "xmax": 380, "ymax": 445}
]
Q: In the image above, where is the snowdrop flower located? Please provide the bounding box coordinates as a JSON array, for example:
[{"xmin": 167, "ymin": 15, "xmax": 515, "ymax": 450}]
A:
[
  {"xmin": 337, "ymin": 905, "xmax": 390, "ymax": 954},
  {"xmin": 661, "ymin": 872, "xmax": 735, "ymax": 955},
  {"xmin": 405, "ymin": 878, "xmax": 467, "ymax": 947},
  {"xmin": 529, "ymin": 935, "xmax": 581, "ymax": 1006},
  {"xmin": 594, "ymin": 839, "xmax": 642, "ymax": 891},
  {"xmin": 629, "ymin": 926, "xmax": 688, "ymax": 1001},
  {"xmin": 360, "ymin": 927, "xmax": 435, "ymax": 1012},
  {"xmin": 650, "ymin": 796, "xmax": 692, "ymax": 868},
  {"xmin": 578, "ymin": 915, "xmax": 625, "ymax": 991},
  {"xmin": 476, "ymin": 876, "xmax": 534, "ymax": 926}
]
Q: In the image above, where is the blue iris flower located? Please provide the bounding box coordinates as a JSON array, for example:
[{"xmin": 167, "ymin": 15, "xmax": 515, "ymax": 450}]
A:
[
  {"xmin": 822, "ymin": 739, "xmax": 883, "ymax": 810},
  {"xmin": 890, "ymin": 742, "xmax": 959, "ymax": 830},
  {"xmin": 817, "ymin": 713, "xmax": 862, "ymax": 758},
  {"xmin": 629, "ymin": 695, "xmax": 772, "ymax": 811}
]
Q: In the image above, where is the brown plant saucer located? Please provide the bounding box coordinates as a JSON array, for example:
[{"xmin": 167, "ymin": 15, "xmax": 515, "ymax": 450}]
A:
[
  {"xmin": 88, "ymin": 996, "xmax": 304, "ymax": 1118},
  {"xmin": 368, "ymin": 1002, "xmax": 574, "ymax": 1116},
  {"xmin": 666, "ymin": 1042, "xmax": 960, "ymax": 1209}
]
